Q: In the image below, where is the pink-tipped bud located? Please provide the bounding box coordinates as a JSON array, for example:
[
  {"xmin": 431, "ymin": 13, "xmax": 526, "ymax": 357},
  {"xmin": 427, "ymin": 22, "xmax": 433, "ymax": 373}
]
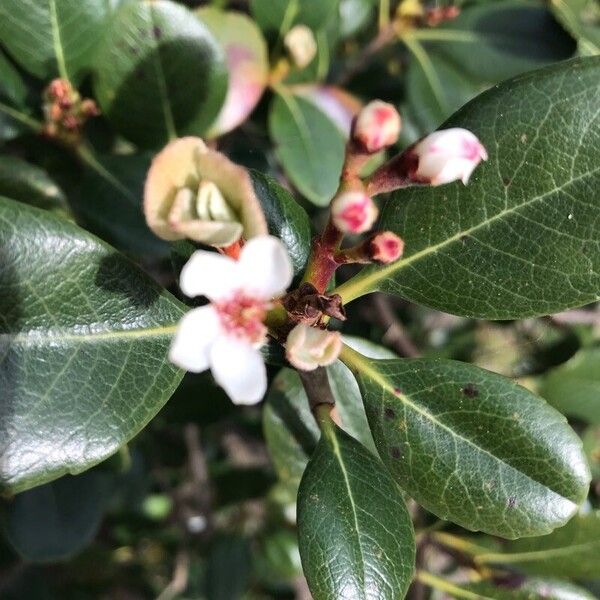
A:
[
  {"xmin": 369, "ymin": 232, "xmax": 405, "ymax": 264},
  {"xmin": 286, "ymin": 324, "xmax": 342, "ymax": 372},
  {"xmin": 352, "ymin": 100, "xmax": 401, "ymax": 154},
  {"xmin": 410, "ymin": 128, "xmax": 487, "ymax": 186},
  {"xmin": 331, "ymin": 191, "xmax": 378, "ymax": 234}
]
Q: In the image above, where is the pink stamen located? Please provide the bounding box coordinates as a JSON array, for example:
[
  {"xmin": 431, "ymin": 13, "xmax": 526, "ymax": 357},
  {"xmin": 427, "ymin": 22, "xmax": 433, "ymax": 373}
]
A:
[
  {"xmin": 340, "ymin": 198, "xmax": 370, "ymax": 232},
  {"xmin": 215, "ymin": 291, "xmax": 267, "ymax": 344}
]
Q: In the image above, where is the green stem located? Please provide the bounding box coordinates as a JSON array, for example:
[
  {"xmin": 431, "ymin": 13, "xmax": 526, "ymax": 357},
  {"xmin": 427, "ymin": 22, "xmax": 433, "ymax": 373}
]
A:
[
  {"xmin": 0, "ymin": 101, "xmax": 43, "ymax": 132},
  {"xmin": 379, "ymin": 0, "xmax": 390, "ymax": 31},
  {"xmin": 415, "ymin": 571, "xmax": 482, "ymax": 600},
  {"xmin": 75, "ymin": 144, "xmax": 136, "ymax": 200}
]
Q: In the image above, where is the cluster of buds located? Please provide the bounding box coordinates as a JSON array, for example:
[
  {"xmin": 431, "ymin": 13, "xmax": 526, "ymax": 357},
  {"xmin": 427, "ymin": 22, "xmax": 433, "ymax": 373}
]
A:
[
  {"xmin": 42, "ymin": 79, "xmax": 99, "ymax": 145},
  {"xmin": 396, "ymin": 0, "xmax": 460, "ymax": 29}
]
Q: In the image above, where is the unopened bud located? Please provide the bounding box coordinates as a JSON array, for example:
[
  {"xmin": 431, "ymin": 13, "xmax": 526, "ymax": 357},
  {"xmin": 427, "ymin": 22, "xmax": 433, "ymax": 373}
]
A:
[
  {"xmin": 369, "ymin": 232, "xmax": 404, "ymax": 264},
  {"xmin": 352, "ymin": 100, "xmax": 401, "ymax": 154},
  {"xmin": 410, "ymin": 128, "xmax": 488, "ymax": 186},
  {"xmin": 284, "ymin": 25, "xmax": 317, "ymax": 69},
  {"xmin": 331, "ymin": 191, "xmax": 378, "ymax": 234},
  {"xmin": 286, "ymin": 324, "xmax": 342, "ymax": 371}
]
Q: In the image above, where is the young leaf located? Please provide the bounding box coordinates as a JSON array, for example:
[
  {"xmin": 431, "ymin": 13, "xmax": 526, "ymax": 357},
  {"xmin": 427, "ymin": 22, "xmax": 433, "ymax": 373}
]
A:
[
  {"xmin": 336, "ymin": 57, "xmax": 600, "ymax": 318},
  {"xmin": 540, "ymin": 348, "xmax": 600, "ymax": 424},
  {"xmin": 269, "ymin": 90, "xmax": 345, "ymax": 206},
  {"xmin": 473, "ymin": 513, "xmax": 600, "ymax": 579},
  {"xmin": 0, "ymin": 468, "xmax": 114, "ymax": 562},
  {"xmin": 0, "ymin": 0, "xmax": 109, "ymax": 83},
  {"xmin": 250, "ymin": 170, "xmax": 311, "ymax": 275},
  {"xmin": 0, "ymin": 197, "xmax": 184, "ymax": 494},
  {"xmin": 341, "ymin": 346, "xmax": 590, "ymax": 539},
  {"xmin": 93, "ymin": 0, "xmax": 228, "ymax": 148},
  {"xmin": 298, "ymin": 419, "xmax": 415, "ymax": 600}
]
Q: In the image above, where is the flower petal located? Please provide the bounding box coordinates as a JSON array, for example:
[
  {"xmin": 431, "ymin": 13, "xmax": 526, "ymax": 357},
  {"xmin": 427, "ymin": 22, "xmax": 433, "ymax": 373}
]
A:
[
  {"xmin": 238, "ymin": 236, "xmax": 293, "ymax": 299},
  {"xmin": 209, "ymin": 336, "xmax": 267, "ymax": 404},
  {"xmin": 180, "ymin": 250, "xmax": 238, "ymax": 300},
  {"xmin": 169, "ymin": 306, "xmax": 221, "ymax": 372}
]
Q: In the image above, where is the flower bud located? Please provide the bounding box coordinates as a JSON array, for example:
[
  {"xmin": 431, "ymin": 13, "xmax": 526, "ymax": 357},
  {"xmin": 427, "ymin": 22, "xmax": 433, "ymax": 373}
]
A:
[
  {"xmin": 369, "ymin": 231, "xmax": 404, "ymax": 264},
  {"xmin": 352, "ymin": 100, "xmax": 401, "ymax": 154},
  {"xmin": 331, "ymin": 191, "xmax": 378, "ymax": 234},
  {"xmin": 410, "ymin": 128, "xmax": 488, "ymax": 186},
  {"xmin": 144, "ymin": 137, "xmax": 267, "ymax": 247},
  {"xmin": 286, "ymin": 324, "xmax": 342, "ymax": 371},
  {"xmin": 284, "ymin": 25, "xmax": 317, "ymax": 69}
]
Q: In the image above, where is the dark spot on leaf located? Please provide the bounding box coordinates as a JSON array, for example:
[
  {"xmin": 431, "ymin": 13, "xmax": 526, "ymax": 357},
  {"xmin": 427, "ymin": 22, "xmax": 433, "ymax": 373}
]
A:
[
  {"xmin": 503, "ymin": 177, "xmax": 511, "ymax": 187},
  {"xmin": 462, "ymin": 383, "xmax": 479, "ymax": 398},
  {"xmin": 507, "ymin": 496, "xmax": 517, "ymax": 508},
  {"xmin": 390, "ymin": 447, "xmax": 402, "ymax": 459},
  {"xmin": 393, "ymin": 387, "xmax": 403, "ymax": 396},
  {"xmin": 460, "ymin": 235, "xmax": 469, "ymax": 245},
  {"xmin": 136, "ymin": 67, "xmax": 146, "ymax": 80},
  {"xmin": 153, "ymin": 26, "xmax": 162, "ymax": 40},
  {"xmin": 384, "ymin": 407, "xmax": 396, "ymax": 419}
]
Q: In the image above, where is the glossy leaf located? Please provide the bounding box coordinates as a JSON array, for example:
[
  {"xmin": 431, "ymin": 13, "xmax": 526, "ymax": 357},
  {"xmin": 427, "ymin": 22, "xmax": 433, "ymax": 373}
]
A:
[
  {"xmin": 474, "ymin": 512, "xmax": 600, "ymax": 579},
  {"xmin": 540, "ymin": 348, "xmax": 600, "ymax": 424},
  {"xmin": 341, "ymin": 346, "xmax": 590, "ymax": 538},
  {"xmin": 0, "ymin": 197, "xmax": 185, "ymax": 494},
  {"xmin": 550, "ymin": 0, "xmax": 600, "ymax": 56},
  {"xmin": 93, "ymin": 0, "xmax": 228, "ymax": 148},
  {"xmin": 269, "ymin": 90, "xmax": 345, "ymax": 206},
  {"xmin": 1, "ymin": 468, "xmax": 114, "ymax": 561},
  {"xmin": 422, "ymin": 1, "xmax": 575, "ymax": 82},
  {"xmin": 250, "ymin": 170, "xmax": 311, "ymax": 275},
  {"xmin": 337, "ymin": 57, "xmax": 600, "ymax": 319},
  {"xmin": 0, "ymin": 156, "xmax": 67, "ymax": 213},
  {"xmin": 263, "ymin": 338, "xmax": 392, "ymax": 491},
  {"xmin": 198, "ymin": 7, "xmax": 269, "ymax": 138},
  {"xmin": 298, "ymin": 419, "xmax": 415, "ymax": 600},
  {"xmin": 70, "ymin": 151, "xmax": 170, "ymax": 257},
  {"xmin": 406, "ymin": 47, "xmax": 486, "ymax": 131},
  {"xmin": 0, "ymin": 0, "xmax": 108, "ymax": 83}
]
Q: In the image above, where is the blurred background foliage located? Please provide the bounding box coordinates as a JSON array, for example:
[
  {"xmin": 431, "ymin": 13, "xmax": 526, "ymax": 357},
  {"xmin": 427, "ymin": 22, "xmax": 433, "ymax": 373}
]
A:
[{"xmin": 0, "ymin": 0, "xmax": 599, "ymax": 598}]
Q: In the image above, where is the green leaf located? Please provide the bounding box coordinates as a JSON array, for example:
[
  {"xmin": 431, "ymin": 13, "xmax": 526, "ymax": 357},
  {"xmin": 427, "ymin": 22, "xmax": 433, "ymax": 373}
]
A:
[
  {"xmin": 263, "ymin": 337, "xmax": 392, "ymax": 491},
  {"xmin": 0, "ymin": 0, "xmax": 109, "ymax": 83},
  {"xmin": 269, "ymin": 90, "xmax": 345, "ymax": 206},
  {"xmin": 70, "ymin": 150, "xmax": 170, "ymax": 258},
  {"xmin": 0, "ymin": 50, "xmax": 33, "ymax": 143},
  {"xmin": 249, "ymin": 170, "xmax": 311, "ymax": 275},
  {"xmin": 298, "ymin": 419, "xmax": 415, "ymax": 600},
  {"xmin": 0, "ymin": 197, "xmax": 184, "ymax": 494},
  {"xmin": 341, "ymin": 346, "xmax": 590, "ymax": 538},
  {"xmin": 582, "ymin": 425, "xmax": 600, "ymax": 479},
  {"xmin": 550, "ymin": 0, "xmax": 600, "ymax": 56},
  {"xmin": 0, "ymin": 467, "xmax": 114, "ymax": 562},
  {"xmin": 93, "ymin": 0, "xmax": 228, "ymax": 148},
  {"xmin": 473, "ymin": 512, "xmax": 600, "ymax": 579},
  {"xmin": 0, "ymin": 156, "xmax": 68, "ymax": 213},
  {"xmin": 417, "ymin": 1, "xmax": 576, "ymax": 83},
  {"xmin": 336, "ymin": 57, "xmax": 600, "ymax": 319},
  {"xmin": 540, "ymin": 348, "xmax": 600, "ymax": 424},
  {"xmin": 454, "ymin": 578, "xmax": 597, "ymax": 599},
  {"xmin": 406, "ymin": 44, "xmax": 486, "ymax": 131},
  {"xmin": 251, "ymin": 0, "xmax": 339, "ymax": 33}
]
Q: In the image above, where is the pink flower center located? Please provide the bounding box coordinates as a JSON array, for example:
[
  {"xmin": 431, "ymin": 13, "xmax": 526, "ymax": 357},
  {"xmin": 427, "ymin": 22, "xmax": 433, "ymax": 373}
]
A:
[
  {"xmin": 215, "ymin": 291, "xmax": 268, "ymax": 344},
  {"xmin": 461, "ymin": 137, "xmax": 483, "ymax": 160},
  {"xmin": 340, "ymin": 198, "xmax": 370, "ymax": 232}
]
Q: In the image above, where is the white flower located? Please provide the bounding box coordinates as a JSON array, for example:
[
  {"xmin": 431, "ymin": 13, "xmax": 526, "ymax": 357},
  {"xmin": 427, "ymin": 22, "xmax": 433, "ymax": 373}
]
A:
[
  {"xmin": 331, "ymin": 191, "xmax": 379, "ymax": 234},
  {"xmin": 411, "ymin": 128, "xmax": 488, "ymax": 185},
  {"xmin": 169, "ymin": 236, "xmax": 293, "ymax": 405},
  {"xmin": 286, "ymin": 324, "xmax": 342, "ymax": 371},
  {"xmin": 353, "ymin": 100, "xmax": 402, "ymax": 154}
]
